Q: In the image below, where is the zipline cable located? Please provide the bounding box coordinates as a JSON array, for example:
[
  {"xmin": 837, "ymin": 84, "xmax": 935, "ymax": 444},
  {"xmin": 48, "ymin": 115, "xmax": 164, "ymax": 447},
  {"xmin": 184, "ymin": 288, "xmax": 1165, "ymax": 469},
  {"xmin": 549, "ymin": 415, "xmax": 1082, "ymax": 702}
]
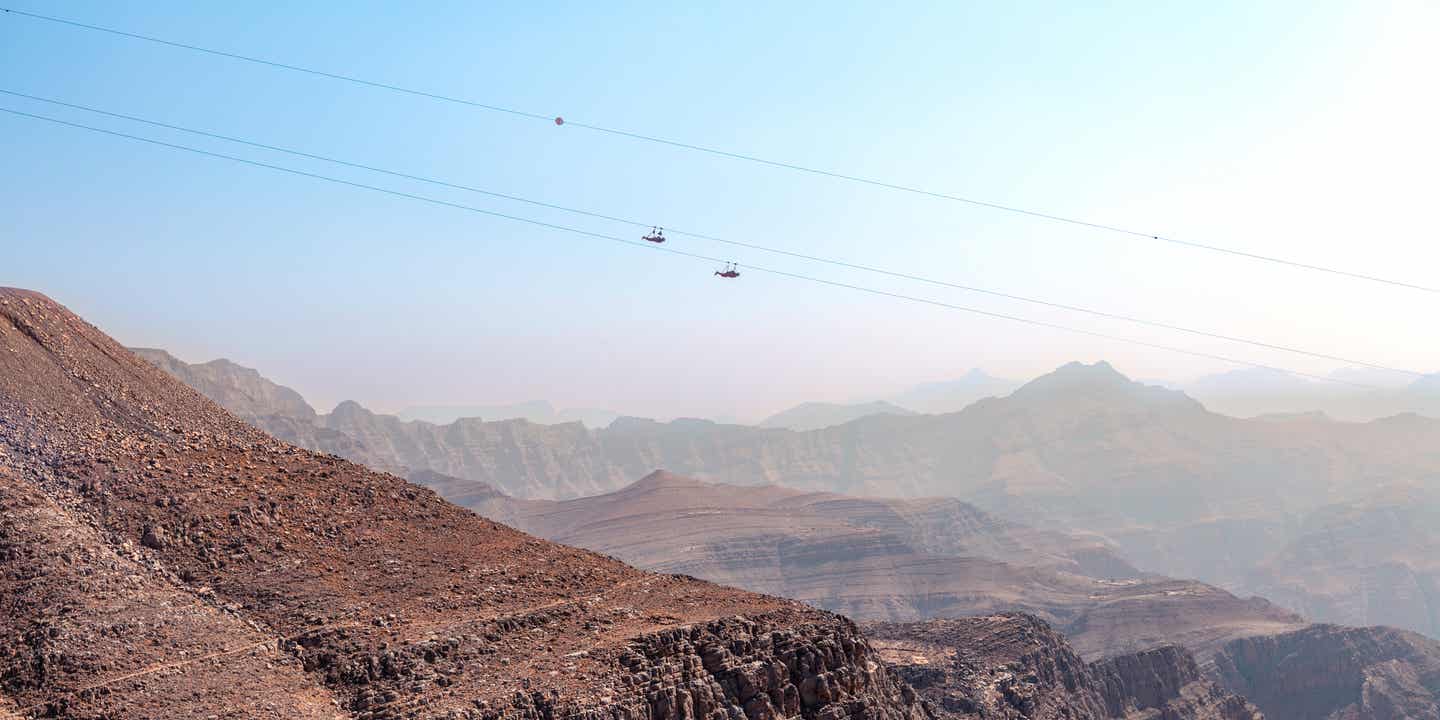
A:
[
  {"xmin": 2, "ymin": 88, "xmax": 1426, "ymax": 379},
  {"xmin": 3, "ymin": 6, "xmax": 1436, "ymax": 295},
  {"xmin": 0, "ymin": 106, "xmax": 1407, "ymax": 390}
]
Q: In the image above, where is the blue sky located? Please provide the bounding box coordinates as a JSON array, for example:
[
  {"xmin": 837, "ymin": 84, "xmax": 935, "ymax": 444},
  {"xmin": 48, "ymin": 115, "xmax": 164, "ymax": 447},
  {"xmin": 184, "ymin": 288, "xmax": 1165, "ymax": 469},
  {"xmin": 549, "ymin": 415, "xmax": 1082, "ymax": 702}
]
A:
[{"xmin": 4, "ymin": 1, "xmax": 1438, "ymax": 419}]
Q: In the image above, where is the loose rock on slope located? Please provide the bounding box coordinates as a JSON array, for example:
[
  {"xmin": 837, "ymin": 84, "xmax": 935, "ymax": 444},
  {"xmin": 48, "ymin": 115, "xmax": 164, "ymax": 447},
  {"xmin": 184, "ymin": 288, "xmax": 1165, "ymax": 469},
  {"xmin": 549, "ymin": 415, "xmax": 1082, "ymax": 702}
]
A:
[
  {"xmin": 0, "ymin": 287, "xmax": 926, "ymax": 720},
  {"xmin": 1213, "ymin": 623, "xmax": 1440, "ymax": 720},
  {"xmin": 864, "ymin": 614, "xmax": 1261, "ymax": 719}
]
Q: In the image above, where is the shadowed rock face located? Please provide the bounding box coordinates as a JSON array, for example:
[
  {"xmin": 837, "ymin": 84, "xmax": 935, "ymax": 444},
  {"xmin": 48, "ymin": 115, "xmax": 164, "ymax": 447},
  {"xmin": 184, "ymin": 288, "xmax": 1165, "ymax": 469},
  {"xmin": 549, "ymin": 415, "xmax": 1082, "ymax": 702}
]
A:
[
  {"xmin": 459, "ymin": 471, "xmax": 1304, "ymax": 664},
  {"xmin": 1213, "ymin": 624, "xmax": 1440, "ymax": 720},
  {"xmin": 130, "ymin": 348, "xmax": 318, "ymax": 423},
  {"xmin": 864, "ymin": 614, "xmax": 1262, "ymax": 719},
  {"xmin": 2, "ymin": 288, "xmax": 927, "ymax": 720}
]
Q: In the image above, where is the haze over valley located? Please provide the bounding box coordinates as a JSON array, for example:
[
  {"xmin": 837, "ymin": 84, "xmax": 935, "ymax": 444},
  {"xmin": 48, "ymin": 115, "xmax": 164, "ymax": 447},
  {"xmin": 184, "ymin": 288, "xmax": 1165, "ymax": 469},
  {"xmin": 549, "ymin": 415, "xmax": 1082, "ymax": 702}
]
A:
[{"xmin": 139, "ymin": 347, "xmax": 1440, "ymax": 649}]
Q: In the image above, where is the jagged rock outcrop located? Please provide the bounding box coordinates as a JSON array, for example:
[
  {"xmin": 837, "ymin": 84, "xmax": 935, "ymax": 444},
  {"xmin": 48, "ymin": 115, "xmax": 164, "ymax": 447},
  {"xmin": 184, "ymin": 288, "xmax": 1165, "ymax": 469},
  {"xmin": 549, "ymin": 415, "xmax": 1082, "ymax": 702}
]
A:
[
  {"xmin": 2, "ymin": 288, "xmax": 928, "ymax": 719},
  {"xmin": 130, "ymin": 347, "xmax": 318, "ymax": 423},
  {"xmin": 1213, "ymin": 624, "xmax": 1440, "ymax": 720},
  {"xmin": 864, "ymin": 614, "xmax": 1262, "ymax": 719}
]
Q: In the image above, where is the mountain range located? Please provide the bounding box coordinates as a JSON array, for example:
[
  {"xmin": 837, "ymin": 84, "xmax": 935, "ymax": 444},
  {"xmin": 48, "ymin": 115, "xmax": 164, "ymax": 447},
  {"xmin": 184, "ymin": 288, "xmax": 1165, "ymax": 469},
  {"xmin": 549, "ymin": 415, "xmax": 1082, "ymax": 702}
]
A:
[
  {"xmin": 457, "ymin": 470, "xmax": 1307, "ymax": 666},
  {"xmin": 2, "ymin": 289, "xmax": 929, "ymax": 718},
  {"xmin": 133, "ymin": 349, "xmax": 1440, "ymax": 645},
  {"xmin": 396, "ymin": 401, "xmax": 622, "ymax": 428},
  {"xmin": 11, "ymin": 287, "xmax": 1440, "ymax": 718},
  {"xmin": 1183, "ymin": 366, "xmax": 1440, "ymax": 421},
  {"xmin": 759, "ymin": 401, "xmax": 918, "ymax": 431}
]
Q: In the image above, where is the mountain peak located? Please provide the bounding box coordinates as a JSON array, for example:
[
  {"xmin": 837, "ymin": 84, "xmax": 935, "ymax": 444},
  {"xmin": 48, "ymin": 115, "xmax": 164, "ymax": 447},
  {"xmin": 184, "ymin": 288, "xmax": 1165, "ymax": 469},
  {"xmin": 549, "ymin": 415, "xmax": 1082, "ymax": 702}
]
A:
[
  {"xmin": 760, "ymin": 400, "xmax": 917, "ymax": 431},
  {"xmin": 1010, "ymin": 361, "xmax": 1202, "ymax": 412},
  {"xmin": 330, "ymin": 398, "xmax": 370, "ymax": 416},
  {"xmin": 627, "ymin": 469, "xmax": 708, "ymax": 492},
  {"xmin": 1018, "ymin": 361, "xmax": 1130, "ymax": 392}
]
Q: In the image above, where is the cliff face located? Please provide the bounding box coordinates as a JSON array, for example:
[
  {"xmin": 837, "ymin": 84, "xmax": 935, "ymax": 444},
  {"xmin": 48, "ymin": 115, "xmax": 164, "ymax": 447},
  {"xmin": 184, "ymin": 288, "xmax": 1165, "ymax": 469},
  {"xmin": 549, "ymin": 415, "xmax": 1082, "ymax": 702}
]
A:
[
  {"xmin": 1213, "ymin": 624, "xmax": 1440, "ymax": 720},
  {"xmin": 864, "ymin": 615, "xmax": 1261, "ymax": 719},
  {"xmin": 130, "ymin": 348, "xmax": 318, "ymax": 423},
  {"xmin": 2, "ymin": 288, "xmax": 927, "ymax": 720}
]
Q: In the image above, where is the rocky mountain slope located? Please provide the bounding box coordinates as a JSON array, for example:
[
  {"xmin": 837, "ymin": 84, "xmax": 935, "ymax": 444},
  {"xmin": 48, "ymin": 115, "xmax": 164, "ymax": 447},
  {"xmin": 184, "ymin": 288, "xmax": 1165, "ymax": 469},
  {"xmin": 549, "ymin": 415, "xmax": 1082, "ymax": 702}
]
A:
[
  {"xmin": 137, "ymin": 352, "xmax": 1440, "ymax": 642},
  {"xmin": 2, "ymin": 288, "xmax": 928, "ymax": 719},
  {"xmin": 1213, "ymin": 624, "xmax": 1440, "ymax": 719},
  {"xmin": 130, "ymin": 348, "xmax": 318, "ymax": 423},
  {"xmin": 864, "ymin": 614, "xmax": 1261, "ymax": 719},
  {"xmin": 460, "ymin": 471, "xmax": 1304, "ymax": 664}
]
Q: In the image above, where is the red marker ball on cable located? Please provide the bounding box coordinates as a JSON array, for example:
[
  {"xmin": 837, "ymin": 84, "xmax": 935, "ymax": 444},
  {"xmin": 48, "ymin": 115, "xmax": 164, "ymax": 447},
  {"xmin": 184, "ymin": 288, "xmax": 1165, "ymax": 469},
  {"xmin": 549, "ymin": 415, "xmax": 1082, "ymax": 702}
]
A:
[{"xmin": 554, "ymin": 117, "xmax": 564, "ymax": 126}]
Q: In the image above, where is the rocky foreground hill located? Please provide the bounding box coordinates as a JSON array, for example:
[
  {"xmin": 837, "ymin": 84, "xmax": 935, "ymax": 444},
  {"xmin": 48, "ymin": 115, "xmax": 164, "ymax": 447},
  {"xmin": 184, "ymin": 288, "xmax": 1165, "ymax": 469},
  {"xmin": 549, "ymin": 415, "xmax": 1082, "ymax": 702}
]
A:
[
  {"xmin": 133, "ymin": 350, "xmax": 1440, "ymax": 641},
  {"xmin": 0, "ymin": 288, "xmax": 932, "ymax": 718}
]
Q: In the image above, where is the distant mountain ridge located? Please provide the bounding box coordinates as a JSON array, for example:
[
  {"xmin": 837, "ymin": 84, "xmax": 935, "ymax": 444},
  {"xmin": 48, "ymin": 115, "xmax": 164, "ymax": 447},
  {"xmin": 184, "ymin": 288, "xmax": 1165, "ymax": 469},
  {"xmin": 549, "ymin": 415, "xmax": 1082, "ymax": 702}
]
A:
[
  {"xmin": 98, "ymin": 303, "xmax": 1440, "ymax": 719},
  {"xmin": 1184, "ymin": 365, "xmax": 1440, "ymax": 421},
  {"xmin": 760, "ymin": 400, "xmax": 918, "ymax": 431},
  {"xmin": 888, "ymin": 368, "xmax": 1021, "ymax": 414},
  {"xmin": 398, "ymin": 400, "xmax": 621, "ymax": 428},
  {"xmin": 456, "ymin": 470, "xmax": 1306, "ymax": 664},
  {"xmin": 137, "ymin": 350, "xmax": 1440, "ymax": 642}
]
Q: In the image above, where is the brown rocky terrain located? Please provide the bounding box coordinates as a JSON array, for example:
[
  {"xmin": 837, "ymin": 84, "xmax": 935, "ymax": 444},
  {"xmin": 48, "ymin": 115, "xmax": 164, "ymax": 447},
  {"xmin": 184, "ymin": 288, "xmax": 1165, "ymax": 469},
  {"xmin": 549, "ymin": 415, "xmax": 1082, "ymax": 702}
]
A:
[
  {"xmin": 2, "ymin": 287, "xmax": 929, "ymax": 719},
  {"xmin": 139, "ymin": 353, "xmax": 1440, "ymax": 642},
  {"xmin": 457, "ymin": 471, "xmax": 1303, "ymax": 664},
  {"xmin": 130, "ymin": 348, "xmax": 318, "ymax": 424},
  {"xmin": 864, "ymin": 614, "xmax": 1261, "ymax": 719},
  {"xmin": 1213, "ymin": 624, "xmax": 1440, "ymax": 719}
]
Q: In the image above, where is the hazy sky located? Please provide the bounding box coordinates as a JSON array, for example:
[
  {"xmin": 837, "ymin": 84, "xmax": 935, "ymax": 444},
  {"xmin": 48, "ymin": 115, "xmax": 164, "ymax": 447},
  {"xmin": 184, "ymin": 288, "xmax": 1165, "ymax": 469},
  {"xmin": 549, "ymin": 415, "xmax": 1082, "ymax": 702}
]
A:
[{"xmin": 5, "ymin": 1, "xmax": 1438, "ymax": 420}]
